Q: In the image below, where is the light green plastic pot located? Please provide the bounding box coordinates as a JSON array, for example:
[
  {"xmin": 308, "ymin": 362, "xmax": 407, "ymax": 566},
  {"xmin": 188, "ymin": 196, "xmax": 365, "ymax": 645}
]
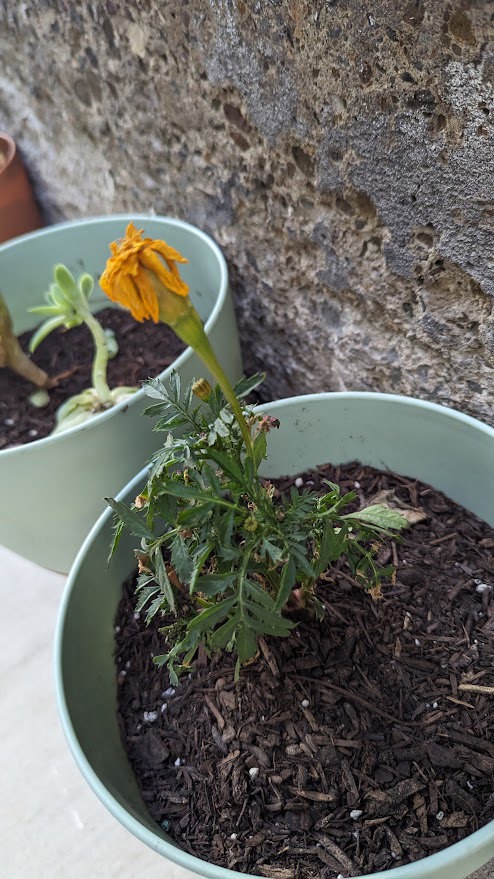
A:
[
  {"xmin": 55, "ymin": 393, "xmax": 494, "ymax": 879},
  {"xmin": 0, "ymin": 215, "xmax": 242, "ymax": 572}
]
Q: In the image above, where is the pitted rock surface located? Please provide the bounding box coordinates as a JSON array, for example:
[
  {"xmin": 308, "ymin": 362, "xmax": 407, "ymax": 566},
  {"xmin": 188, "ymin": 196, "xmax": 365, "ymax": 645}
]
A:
[{"xmin": 1, "ymin": 1, "xmax": 493, "ymax": 423}]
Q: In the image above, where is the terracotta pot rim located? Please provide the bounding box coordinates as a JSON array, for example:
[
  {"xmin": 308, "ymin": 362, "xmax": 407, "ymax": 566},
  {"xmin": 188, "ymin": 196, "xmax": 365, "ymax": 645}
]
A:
[{"xmin": 0, "ymin": 133, "xmax": 16, "ymax": 168}]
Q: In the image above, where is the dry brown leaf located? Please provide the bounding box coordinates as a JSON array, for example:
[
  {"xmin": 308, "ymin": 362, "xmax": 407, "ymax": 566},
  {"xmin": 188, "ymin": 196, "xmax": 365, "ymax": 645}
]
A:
[{"xmin": 367, "ymin": 489, "xmax": 427, "ymax": 524}]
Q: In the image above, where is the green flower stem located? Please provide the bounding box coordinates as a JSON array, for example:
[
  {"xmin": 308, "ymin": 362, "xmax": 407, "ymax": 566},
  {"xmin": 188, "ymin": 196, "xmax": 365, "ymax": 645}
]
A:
[
  {"xmin": 172, "ymin": 307, "xmax": 256, "ymax": 463},
  {"xmin": 81, "ymin": 309, "xmax": 113, "ymax": 406}
]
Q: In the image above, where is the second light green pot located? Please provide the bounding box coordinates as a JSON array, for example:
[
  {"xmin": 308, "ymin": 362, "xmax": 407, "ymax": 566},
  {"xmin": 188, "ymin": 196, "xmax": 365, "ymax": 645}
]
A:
[
  {"xmin": 55, "ymin": 393, "xmax": 494, "ymax": 879},
  {"xmin": 0, "ymin": 214, "xmax": 242, "ymax": 572}
]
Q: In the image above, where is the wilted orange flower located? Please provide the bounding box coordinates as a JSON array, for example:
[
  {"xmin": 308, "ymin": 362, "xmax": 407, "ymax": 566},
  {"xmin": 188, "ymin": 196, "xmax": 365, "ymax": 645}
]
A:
[{"xmin": 100, "ymin": 222, "xmax": 189, "ymax": 322}]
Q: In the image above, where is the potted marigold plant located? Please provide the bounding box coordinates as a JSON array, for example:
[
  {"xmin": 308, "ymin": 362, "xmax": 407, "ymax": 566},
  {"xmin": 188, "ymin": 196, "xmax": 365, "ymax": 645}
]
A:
[
  {"xmin": 0, "ymin": 215, "xmax": 242, "ymax": 571},
  {"xmin": 56, "ymin": 226, "xmax": 494, "ymax": 879}
]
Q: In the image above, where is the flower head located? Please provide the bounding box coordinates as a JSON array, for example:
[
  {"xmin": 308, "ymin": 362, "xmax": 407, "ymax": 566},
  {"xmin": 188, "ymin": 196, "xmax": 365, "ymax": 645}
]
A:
[{"xmin": 100, "ymin": 223, "xmax": 189, "ymax": 323}]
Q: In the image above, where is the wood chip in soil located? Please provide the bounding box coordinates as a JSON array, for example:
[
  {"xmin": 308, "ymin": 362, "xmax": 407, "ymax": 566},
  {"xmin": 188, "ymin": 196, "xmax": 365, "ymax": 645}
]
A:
[
  {"xmin": 115, "ymin": 461, "xmax": 494, "ymax": 879},
  {"xmin": 0, "ymin": 307, "xmax": 185, "ymax": 448}
]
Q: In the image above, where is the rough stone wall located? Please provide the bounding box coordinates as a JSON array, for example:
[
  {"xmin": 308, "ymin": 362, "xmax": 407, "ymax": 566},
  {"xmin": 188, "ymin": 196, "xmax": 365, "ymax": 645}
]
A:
[{"xmin": 1, "ymin": 0, "xmax": 493, "ymax": 422}]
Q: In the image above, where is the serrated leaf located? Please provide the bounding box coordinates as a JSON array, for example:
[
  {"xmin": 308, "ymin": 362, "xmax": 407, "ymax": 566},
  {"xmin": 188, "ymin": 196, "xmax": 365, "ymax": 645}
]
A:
[
  {"xmin": 153, "ymin": 548, "xmax": 176, "ymax": 613},
  {"xmin": 243, "ymin": 578, "xmax": 273, "ymax": 608},
  {"xmin": 144, "ymin": 377, "xmax": 169, "ymax": 400},
  {"xmin": 253, "ymin": 430, "xmax": 267, "ymax": 470},
  {"xmin": 212, "ymin": 417, "xmax": 230, "ymax": 438},
  {"xmin": 170, "ymin": 370, "xmax": 181, "ymax": 400},
  {"xmin": 342, "ymin": 504, "xmax": 408, "ymax": 531},
  {"xmin": 153, "ymin": 493, "xmax": 177, "ymax": 525},
  {"xmin": 187, "ymin": 595, "xmax": 236, "ymax": 632},
  {"xmin": 210, "ymin": 615, "xmax": 239, "ymax": 649},
  {"xmin": 188, "ymin": 543, "xmax": 213, "ymax": 592},
  {"xmin": 142, "ymin": 402, "xmax": 166, "ymax": 418},
  {"xmin": 219, "ymin": 407, "xmax": 234, "ymax": 424},
  {"xmin": 287, "ymin": 543, "xmax": 315, "ymax": 578},
  {"xmin": 145, "ymin": 594, "xmax": 165, "ymax": 623},
  {"xmin": 154, "ymin": 414, "xmax": 188, "ymax": 431},
  {"xmin": 199, "ymin": 462, "xmax": 222, "ymax": 496},
  {"xmin": 107, "ymin": 519, "xmax": 124, "ymax": 565},
  {"xmin": 243, "ymin": 604, "xmax": 294, "ymax": 636},
  {"xmin": 219, "ymin": 509, "xmax": 234, "ymax": 547},
  {"xmin": 161, "ymin": 481, "xmax": 204, "ymax": 499},
  {"xmin": 135, "ymin": 583, "xmax": 160, "ymax": 613},
  {"xmin": 314, "ymin": 522, "xmax": 349, "ymax": 577},
  {"xmin": 195, "ymin": 571, "xmax": 238, "ymax": 597},
  {"xmin": 274, "ymin": 556, "xmax": 296, "ymax": 611},
  {"xmin": 105, "ymin": 497, "xmax": 155, "ymax": 540},
  {"xmin": 164, "ymin": 480, "xmax": 237, "ymax": 511},
  {"xmin": 233, "ymin": 372, "xmax": 266, "ymax": 399},
  {"xmin": 260, "ymin": 537, "xmax": 283, "ymax": 564},
  {"xmin": 203, "ymin": 447, "xmax": 245, "ymax": 484},
  {"xmin": 236, "ymin": 624, "xmax": 258, "ymax": 663},
  {"xmin": 171, "ymin": 534, "xmax": 194, "ymax": 584}
]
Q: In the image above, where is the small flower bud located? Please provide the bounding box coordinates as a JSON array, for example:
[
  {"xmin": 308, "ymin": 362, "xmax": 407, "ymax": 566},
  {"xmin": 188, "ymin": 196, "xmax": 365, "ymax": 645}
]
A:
[
  {"xmin": 192, "ymin": 378, "xmax": 212, "ymax": 401},
  {"xmin": 244, "ymin": 514, "xmax": 258, "ymax": 533},
  {"xmin": 134, "ymin": 494, "xmax": 147, "ymax": 509}
]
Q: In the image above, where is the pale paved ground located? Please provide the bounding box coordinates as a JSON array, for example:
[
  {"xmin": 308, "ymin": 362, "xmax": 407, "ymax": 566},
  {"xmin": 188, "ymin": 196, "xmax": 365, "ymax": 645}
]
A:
[{"xmin": 1, "ymin": 543, "xmax": 493, "ymax": 879}]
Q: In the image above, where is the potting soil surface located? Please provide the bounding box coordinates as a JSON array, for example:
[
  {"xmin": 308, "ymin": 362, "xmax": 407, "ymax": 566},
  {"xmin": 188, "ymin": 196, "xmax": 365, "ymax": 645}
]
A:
[
  {"xmin": 0, "ymin": 307, "xmax": 185, "ymax": 448},
  {"xmin": 115, "ymin": 461, "xmax": 494, "ymax": 879}
]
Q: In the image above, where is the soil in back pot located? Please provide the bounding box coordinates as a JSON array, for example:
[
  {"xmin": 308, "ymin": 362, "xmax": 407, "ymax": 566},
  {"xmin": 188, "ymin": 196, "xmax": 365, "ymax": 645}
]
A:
[{"xmin": 0, "ymin": 307, "xmax": 185, "ymax": 449}]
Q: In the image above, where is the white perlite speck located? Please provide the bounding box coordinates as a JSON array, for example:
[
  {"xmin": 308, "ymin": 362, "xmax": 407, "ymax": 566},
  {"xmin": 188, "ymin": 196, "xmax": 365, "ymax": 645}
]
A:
[
  {"xmin": 350, "ymin": 810, "xmax": 363, "ymax": 820},
  {"xmin": 163, "ymin": 687, "xmax": 176, "ymax": 698},
  {"xmin": 249, "ymin": 767, "xmax": 260, "ymax": 779},
  {"xmin": 174, "ymin": 757, "xmax": 182, "ymax": 767},
  {"xmin": 230, "ymin": 833, "xmax": 238, "ymax": 840},
  {"xmin": 436, "ymin": 811, "xmax": 445, "ymax": 820},
  {"xmin": 143, "ymin": 710, "xmax": 158, "ymax": 723},
  {"xmin": 301, "ymin": 699, "xmax": 310, "ymax": 708},
  {"xmin": 475, "ymin": 582, "xmax": 491, "ymax": 593},
  {"xmin": 294, "ymin": 477, "xmax": 304, "ymax": 487}
]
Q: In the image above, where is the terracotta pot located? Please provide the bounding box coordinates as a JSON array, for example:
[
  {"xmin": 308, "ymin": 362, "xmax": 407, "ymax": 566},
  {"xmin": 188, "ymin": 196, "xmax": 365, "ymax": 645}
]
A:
[{"xmin": 0, "ymin": 133, "xmax": 43, "ymax": 243}]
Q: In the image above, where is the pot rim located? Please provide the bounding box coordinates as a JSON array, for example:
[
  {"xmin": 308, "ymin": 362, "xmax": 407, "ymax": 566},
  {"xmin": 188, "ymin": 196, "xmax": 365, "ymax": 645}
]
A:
[
  {"xmin": 55, "ymin": 391, "xmax": 494, "ymax": 879},
  {"xmin": 0, "ymin": 213, "xmax": 228, "ymax": 458}
]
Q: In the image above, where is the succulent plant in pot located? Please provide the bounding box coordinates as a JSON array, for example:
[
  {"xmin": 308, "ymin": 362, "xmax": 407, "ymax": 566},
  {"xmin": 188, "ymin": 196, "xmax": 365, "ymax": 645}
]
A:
[
  {"xmin": 56, "ymin": 225, "xmax": 494, "ymax": 879},
  {"xmin": 0, "ymin": 215, "xmax": 242, "ymax": 572}
]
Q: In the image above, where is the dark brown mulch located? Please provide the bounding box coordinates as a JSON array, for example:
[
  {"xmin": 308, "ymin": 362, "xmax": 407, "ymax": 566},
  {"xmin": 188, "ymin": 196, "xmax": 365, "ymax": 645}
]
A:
[
  {"xmin": 115, "ymin": 461, "xmax": 494, "ymax": 879},
  {"xmin": 0, "ymin": 307, "xmax": 185, "ymax": 449}
]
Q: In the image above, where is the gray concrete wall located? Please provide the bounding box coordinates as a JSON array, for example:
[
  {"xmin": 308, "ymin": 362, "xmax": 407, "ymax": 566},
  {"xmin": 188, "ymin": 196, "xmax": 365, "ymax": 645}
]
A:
[{"xmin": 1, "ymin": 1, "xmax": 493, "ymax": 422}]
